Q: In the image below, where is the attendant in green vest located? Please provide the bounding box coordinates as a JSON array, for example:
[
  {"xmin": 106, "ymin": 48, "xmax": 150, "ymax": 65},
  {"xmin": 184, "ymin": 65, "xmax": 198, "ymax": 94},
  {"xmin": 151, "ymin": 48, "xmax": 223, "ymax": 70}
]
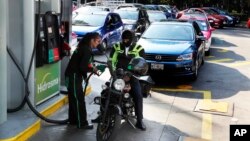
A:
[{"xmin": 110, "ymin": 30, "xmax": 146, "ymax": 130}]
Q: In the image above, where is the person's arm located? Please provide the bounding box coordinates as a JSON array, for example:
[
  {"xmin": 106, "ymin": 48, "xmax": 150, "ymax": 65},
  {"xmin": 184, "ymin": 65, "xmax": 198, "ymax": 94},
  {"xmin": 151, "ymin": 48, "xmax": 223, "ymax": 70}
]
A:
[
  {"xmin": 109, "ymin": 44, "xmax": 118, "ymax": 70},
  {"xmin": 138, "ymin": 46, "xmax": 146, "ymax": 58},
  {"xmin": 79, "ymin": 47, "xmax": 94, "ymax": 76}
]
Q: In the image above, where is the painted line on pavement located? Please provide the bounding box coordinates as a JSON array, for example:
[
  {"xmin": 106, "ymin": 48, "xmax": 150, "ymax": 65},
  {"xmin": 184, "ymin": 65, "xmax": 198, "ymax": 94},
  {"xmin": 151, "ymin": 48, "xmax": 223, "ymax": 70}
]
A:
[
  {"xmin": 206, "ymin": 58, "xmax": 234, "ymax": 63},
  {"xmin": 228, "ymin": 61, "xmax": 250, "ymax": 67},
  {"xmin": 152, "ymin": 88, "xmax": 212, "ymax": 140}
]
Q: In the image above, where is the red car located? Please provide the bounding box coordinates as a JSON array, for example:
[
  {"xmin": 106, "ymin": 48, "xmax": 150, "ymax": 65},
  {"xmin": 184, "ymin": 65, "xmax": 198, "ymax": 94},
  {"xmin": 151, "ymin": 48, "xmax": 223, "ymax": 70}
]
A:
[
  {"xmin": 247, "ymin": 18, "xmax": 250, "ymax": 28},
  {"xmin": 177, "ymin": 8, "xmax": 226, "ymax": 28},
  {"xmin": 179, "ymin": 13, "xmax": 215, "ymax": 55}
]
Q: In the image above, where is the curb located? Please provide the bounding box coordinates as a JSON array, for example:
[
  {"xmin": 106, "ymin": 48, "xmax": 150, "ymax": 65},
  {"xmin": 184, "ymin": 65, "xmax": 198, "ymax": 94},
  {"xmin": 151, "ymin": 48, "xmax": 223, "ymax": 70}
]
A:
[{"xmin": 0, "ymin": 86, "xmax": 92, "ymax": 141}]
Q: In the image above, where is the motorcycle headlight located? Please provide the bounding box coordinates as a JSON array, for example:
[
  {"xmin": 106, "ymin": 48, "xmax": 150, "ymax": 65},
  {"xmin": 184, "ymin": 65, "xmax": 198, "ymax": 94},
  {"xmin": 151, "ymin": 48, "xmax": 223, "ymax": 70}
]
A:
[
  {"xmin": 113, "ymin": 79, "xmax": 125, "ymax": 91},
  {"xmin": 176, "ymin": 53, "xmax": 193, "ymax": 61},
  {"xmin": 124, "ymin": 93, "xmax": 130, "ymax": 98}
]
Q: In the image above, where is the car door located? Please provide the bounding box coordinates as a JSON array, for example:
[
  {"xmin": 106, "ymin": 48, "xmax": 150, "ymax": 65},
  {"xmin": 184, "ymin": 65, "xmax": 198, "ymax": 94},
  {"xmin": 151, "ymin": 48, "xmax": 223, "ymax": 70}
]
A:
[
  {"xmin": 110, "ymin": 13, "xmax": 123, "ymax": 45},
  {"xmin": 104, "ymin": 14, "xmax": 116, "ymax": 47},
  {"xmin": 193, "ymin": 22, "xmax": 205, "ymax": 65}
]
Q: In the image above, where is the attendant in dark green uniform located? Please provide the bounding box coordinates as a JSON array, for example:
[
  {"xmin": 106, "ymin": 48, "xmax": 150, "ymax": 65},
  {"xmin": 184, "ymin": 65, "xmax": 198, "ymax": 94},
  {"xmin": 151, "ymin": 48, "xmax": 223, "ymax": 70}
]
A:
[{"xmin": 65, "ymin": 32, "xmax": 101, "ymax": 129}]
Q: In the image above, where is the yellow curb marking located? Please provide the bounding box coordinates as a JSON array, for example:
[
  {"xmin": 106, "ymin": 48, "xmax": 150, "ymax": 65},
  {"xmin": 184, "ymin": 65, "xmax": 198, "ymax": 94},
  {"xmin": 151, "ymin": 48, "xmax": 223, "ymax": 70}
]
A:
[
  {"xmin": 177, "ymin": 85, "xmax": 193, "ymax": 90},
  {"xmin": 41, "ymin": 96, "xmax": 68, "ymax": 117},
  {"xmin": 205, "ymin": 56, "xmax": 215, "ymax": 58},
  {"xmin": 0, "ymin": 86, "xmax": 93, "ymax": 141},
  {"xmin": 217, "ymin": 49, "xmax": 228, "ymax": 53},
  {"xmin": 152, "ymin": 88, "xmax": 212, "ymax": 140},
  {"xmin": 0, "ymin": 120, "xmax": 40, "ymax": 141}
]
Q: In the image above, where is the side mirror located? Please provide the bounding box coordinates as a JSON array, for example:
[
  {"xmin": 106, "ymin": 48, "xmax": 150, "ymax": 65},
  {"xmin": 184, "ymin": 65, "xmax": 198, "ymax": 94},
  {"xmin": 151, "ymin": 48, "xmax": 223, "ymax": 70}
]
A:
[{"xmin": 196, "ymin": 35, "xmax": 206, "ymax": 41}]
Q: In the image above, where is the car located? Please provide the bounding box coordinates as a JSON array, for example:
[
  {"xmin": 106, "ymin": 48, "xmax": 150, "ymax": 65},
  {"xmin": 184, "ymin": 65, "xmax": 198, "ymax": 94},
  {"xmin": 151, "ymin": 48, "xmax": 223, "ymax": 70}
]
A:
[
  {"xmin": 177, "ymin": 8, "xmax": 226, "ymax": 28},
  {"xmin": 72, "ymin": 11, "xmax": 123, "ymax": 53},
  {"xmin": 115, "ymin": 3, "xmax": 145, "ymax": 9},
  {"xmin": 137, "ymin": 20, "xmax": 205, "ymax": 80},
  {"xmin": 147, "ymin": 10, "xmax": 167, "ymax": 23},
  {"xmin": 247, "ymin": 18, "xmax": 250, "ymax": 28},
  {"xmin": 201, "ymin": 7, "xmax": 235, "ymax": 27},
  {"xmin": 145, "ymin": 4, "xmax": 172, "ymax": 19},
  {"xmin": 179, "ymin": 13, "xmax": 215, "ymax": 55},
  {"xmin": 114, "ymin": 7, "xmax": 150, "ymax": 34},
  {"xmin": 159, "ymin": 5, "xmax": 177, "ymax": 19}
]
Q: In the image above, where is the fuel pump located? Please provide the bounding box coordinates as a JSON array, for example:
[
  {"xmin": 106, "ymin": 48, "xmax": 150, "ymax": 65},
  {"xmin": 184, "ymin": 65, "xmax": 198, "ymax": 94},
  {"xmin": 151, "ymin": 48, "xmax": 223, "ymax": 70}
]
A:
[{"xmin": 7, "ymin": 0, "xmax": 70, "ymax": 124}]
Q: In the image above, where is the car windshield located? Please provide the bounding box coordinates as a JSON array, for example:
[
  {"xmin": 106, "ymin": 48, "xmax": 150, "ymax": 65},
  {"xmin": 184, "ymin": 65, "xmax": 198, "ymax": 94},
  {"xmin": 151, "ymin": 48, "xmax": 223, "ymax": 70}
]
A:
[
  {"xmin": 142, "ymin": 24, "xmax": 194, "ymax": 41},
  {"xmin": 72, "ymin": 14, "xmax": 106, "ymax": 26},
  {"xmin": 114, "ymin": 11, "xmax": 138, "ymax": 20},
  {"xmin": 148, "ymin": 12, "xmax": 166, "ymax": 22},
  {"xmin": 196, "ymin": 20, "xmax": 208, "ymax": 31},
  {"xmin": 203, "ymin": 9, "xmax": 217, "ymax": 15}
]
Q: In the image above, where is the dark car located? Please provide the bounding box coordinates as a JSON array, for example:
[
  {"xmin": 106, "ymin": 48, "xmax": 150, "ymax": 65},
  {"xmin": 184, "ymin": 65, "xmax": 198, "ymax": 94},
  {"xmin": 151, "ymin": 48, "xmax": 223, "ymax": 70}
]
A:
[
  {"xmin": 137, "ymin": 20, "xmax": 205, "ymax": 80},
  {"xmin": 72, "ymin": 11, "xmax": 123, "ymax": 53},
  {"xmin": 114, "ymin": 7, "xmax": 150, "ymax": 34},
  {"xmin": 145, "ymin": 4, "xmax": 172, "ymax": 19},
  {"xmin": 205, "ymin": 7, "xmax": 240, "ymax": 26}
]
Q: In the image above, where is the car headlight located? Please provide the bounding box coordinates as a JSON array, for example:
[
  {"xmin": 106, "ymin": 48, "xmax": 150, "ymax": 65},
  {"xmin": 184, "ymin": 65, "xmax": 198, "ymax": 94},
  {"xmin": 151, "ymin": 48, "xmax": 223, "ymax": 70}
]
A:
[
  {"xmin": 176, "ymin": 53, "xmax": 193, "ymax": 61},
  {"xmin": 225, "ymin": 15, "xmax": 233, "ymax": 21},
  {"xmin": 124, "ymin": 24, "xmax": 134, "ymax": 30},
  {"xmin": 113, "ymin": 79, "xmax": 125, "ymax": 91},
  {"xmin": 211, "ymin": 17, "xmax": 219, "ymax": 21}
]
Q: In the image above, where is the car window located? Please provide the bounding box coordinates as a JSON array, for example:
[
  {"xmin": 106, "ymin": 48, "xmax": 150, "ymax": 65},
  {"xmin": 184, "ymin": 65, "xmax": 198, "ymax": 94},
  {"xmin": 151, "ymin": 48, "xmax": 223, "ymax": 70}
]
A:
[
  {"xmin": 114, "ymin": 10, "xmax": 138, "ymax": 20},
  {"xmin": 192, "ymin": 22, "xmax": 203, "ymax": 36},
  {"xmin": 203, "ymin": 9, "xmax": 217, "ymax": 15},
  {"xmin": 112, "ymin": 14, "xmax": 121, "ymax": 25},
  {"xmin": 142, "ymin": 24, "xmax": 194, "ymax": 41},
  {"xmin": 148, "ymin": 12, "xmax": 166, "ymax": 22},
  {"xmin": 196, "ymin": 20, "xmax": 209, "ymax": 31},
  {"xmin": 72, "ymin": 14, "xmax": 106, "ymax": 26}
]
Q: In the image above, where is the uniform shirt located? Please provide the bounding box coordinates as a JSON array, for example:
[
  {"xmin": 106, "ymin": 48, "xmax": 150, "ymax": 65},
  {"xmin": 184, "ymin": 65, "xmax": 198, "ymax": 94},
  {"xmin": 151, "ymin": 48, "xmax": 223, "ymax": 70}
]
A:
[
  {"xmin": 65, "ymin": 45, "xmax": 94, "ymax": 79},
  {"xmin": 109, "ymin": 42, "xmax": 145, "ymax": 70}
]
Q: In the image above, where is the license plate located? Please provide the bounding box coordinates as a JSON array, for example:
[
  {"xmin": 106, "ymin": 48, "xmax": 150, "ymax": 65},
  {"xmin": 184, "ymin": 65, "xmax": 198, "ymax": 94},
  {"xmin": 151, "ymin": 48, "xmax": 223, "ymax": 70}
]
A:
[{"xmin": 151, "ymin": 63, "xmax": 164, "ymax": 70}]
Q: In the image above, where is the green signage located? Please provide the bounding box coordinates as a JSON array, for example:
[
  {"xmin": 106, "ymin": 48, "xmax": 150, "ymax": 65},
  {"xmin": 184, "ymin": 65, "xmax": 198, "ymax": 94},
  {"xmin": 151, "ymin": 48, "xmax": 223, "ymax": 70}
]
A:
[{"xmin": 35, "ymin": 62, "xmax": 60, "ymax": 105}]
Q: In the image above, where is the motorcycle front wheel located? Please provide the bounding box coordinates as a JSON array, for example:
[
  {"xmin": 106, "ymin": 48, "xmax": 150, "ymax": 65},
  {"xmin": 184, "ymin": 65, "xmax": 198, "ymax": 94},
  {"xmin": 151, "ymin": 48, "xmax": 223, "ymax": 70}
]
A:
[{"xmin": 96, "ymin": 112, "xmax": 121, "ymax": 141}]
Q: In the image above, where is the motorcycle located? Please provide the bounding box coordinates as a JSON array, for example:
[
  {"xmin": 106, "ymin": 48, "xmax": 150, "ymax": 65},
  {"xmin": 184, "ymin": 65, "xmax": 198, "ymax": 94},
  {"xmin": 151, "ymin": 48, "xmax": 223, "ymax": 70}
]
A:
[{"xmin": 93, "ymin": 58, "xmax": 154, "ymax": 141}]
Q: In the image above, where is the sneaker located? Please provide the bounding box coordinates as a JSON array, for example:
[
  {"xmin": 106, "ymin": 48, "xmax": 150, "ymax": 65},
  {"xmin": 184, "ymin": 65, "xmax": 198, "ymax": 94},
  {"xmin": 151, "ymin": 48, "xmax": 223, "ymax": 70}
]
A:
[
  {"xmin": 135, "ymin": 120, "xmax": 146, "ymax": 131},
  {"xmin": 91, "ymin": 116, "xmax": 101, "ymax": 123}
]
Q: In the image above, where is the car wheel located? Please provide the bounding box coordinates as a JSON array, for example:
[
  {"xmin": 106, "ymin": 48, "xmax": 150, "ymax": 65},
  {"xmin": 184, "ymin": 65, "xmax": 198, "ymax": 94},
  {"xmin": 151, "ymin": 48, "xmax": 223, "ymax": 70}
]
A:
[{"xmin": 191, "ymin": 59, "xmax": 199, "ymax": 81}]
